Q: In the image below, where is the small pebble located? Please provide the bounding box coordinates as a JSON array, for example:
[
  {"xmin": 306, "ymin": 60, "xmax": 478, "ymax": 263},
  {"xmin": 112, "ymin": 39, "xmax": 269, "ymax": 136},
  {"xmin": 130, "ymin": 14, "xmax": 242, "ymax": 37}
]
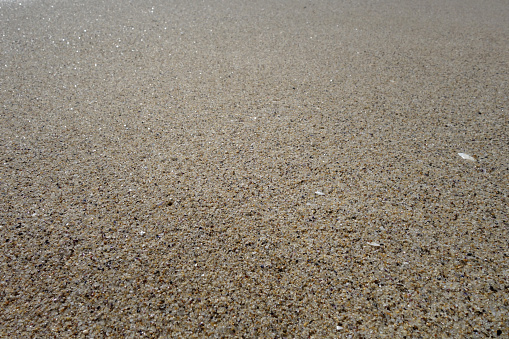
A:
[{"xmin": 458, "ymin": 153, "xmax": 475, "ymax": 161}]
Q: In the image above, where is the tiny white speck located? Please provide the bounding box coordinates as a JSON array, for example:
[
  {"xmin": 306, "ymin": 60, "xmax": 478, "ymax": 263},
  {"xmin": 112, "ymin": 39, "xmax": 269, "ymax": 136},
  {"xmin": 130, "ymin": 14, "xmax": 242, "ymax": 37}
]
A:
[{"xmin": 458, "ymin": 153, "xmax": 475, "ymax": 161}]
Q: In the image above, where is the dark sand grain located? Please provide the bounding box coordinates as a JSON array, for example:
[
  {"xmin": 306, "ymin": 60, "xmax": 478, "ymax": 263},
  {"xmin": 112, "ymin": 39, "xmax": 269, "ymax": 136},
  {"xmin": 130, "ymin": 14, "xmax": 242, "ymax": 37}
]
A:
[{"xmin": 1, "ymin": 0, "xmax": 508, "ymax": 337}]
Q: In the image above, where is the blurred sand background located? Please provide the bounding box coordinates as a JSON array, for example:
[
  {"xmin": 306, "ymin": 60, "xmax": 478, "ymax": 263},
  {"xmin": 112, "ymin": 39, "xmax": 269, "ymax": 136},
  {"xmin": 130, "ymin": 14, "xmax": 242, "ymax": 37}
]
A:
[{"xmin": 1, "ymin": 0, "xmax": 508, "ymax": 337}]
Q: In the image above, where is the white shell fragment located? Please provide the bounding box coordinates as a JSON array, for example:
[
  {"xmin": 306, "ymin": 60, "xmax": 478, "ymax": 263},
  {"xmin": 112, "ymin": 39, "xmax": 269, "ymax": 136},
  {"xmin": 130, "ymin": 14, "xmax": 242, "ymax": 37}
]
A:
[
  {"xmin": 336, "ymin": 326, "xmax": 344, "ymax": 331},
  {"xmin": 315, "ymin": 191, "xmax": 325, "ymax": 196},
  {"xmin": 458, "ymin": 153, "xmax": 475, "ymax": 161},
  {"xmin": 367, "ymin": 242, "xmax": 381, "ymax": 247}
]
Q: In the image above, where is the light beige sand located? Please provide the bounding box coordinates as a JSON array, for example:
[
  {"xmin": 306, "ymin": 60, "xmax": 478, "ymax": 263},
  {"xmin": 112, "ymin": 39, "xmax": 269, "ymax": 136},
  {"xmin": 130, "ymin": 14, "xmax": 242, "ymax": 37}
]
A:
[{"xmin": 1, "ymin": 0, "xmax": 508, "ymax": 337}]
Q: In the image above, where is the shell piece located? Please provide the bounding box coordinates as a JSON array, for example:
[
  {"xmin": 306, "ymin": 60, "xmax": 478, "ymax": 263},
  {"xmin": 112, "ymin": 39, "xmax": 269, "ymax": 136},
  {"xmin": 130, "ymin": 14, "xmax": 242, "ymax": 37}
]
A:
[
  {"xmin": 367, "ymin": 242, "xmax": 380, "ymax": 247},
  {"xmin": 315, "ymin": 191, "xmax": 325, "ymax": 196},
  {"xmin": 458, "ymin": 153, "xmax": 476, "ymax": 161}
]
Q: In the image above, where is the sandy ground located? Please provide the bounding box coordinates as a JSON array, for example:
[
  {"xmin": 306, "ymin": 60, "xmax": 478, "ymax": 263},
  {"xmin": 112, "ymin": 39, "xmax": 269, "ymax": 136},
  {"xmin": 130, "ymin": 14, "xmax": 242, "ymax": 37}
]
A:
[{"xmin": 1, "ymin": 0, "xmax": 508, "ymax": 337}]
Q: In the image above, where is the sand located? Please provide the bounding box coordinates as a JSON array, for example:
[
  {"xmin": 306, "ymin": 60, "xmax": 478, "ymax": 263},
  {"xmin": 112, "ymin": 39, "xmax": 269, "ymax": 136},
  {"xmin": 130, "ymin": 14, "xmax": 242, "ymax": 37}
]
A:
[{"xmin": 1, "ymin": 0, "xmax": 508, "ymax": 337}]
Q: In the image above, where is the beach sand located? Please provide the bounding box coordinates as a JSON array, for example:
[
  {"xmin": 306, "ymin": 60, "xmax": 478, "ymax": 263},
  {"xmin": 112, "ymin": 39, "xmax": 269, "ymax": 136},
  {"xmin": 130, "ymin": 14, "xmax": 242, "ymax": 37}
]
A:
[{"xmin": 1, "ymin": 0, "xmax": 508, "ymax": 337}]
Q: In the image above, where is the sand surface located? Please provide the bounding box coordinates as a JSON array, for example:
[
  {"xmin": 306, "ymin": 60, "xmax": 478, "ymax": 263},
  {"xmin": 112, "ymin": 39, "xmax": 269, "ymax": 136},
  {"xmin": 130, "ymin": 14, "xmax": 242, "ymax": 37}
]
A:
[{"xmin": 1, "ymin": 0, "xmax": 508, "ymax": 337}]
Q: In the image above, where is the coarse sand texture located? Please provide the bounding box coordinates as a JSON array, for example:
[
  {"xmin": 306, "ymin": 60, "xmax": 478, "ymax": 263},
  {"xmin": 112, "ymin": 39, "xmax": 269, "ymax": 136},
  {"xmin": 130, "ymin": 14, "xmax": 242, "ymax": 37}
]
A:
[{"xmin": 1, "ymin": 0, "xmax": 508, "ymax": 337}]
